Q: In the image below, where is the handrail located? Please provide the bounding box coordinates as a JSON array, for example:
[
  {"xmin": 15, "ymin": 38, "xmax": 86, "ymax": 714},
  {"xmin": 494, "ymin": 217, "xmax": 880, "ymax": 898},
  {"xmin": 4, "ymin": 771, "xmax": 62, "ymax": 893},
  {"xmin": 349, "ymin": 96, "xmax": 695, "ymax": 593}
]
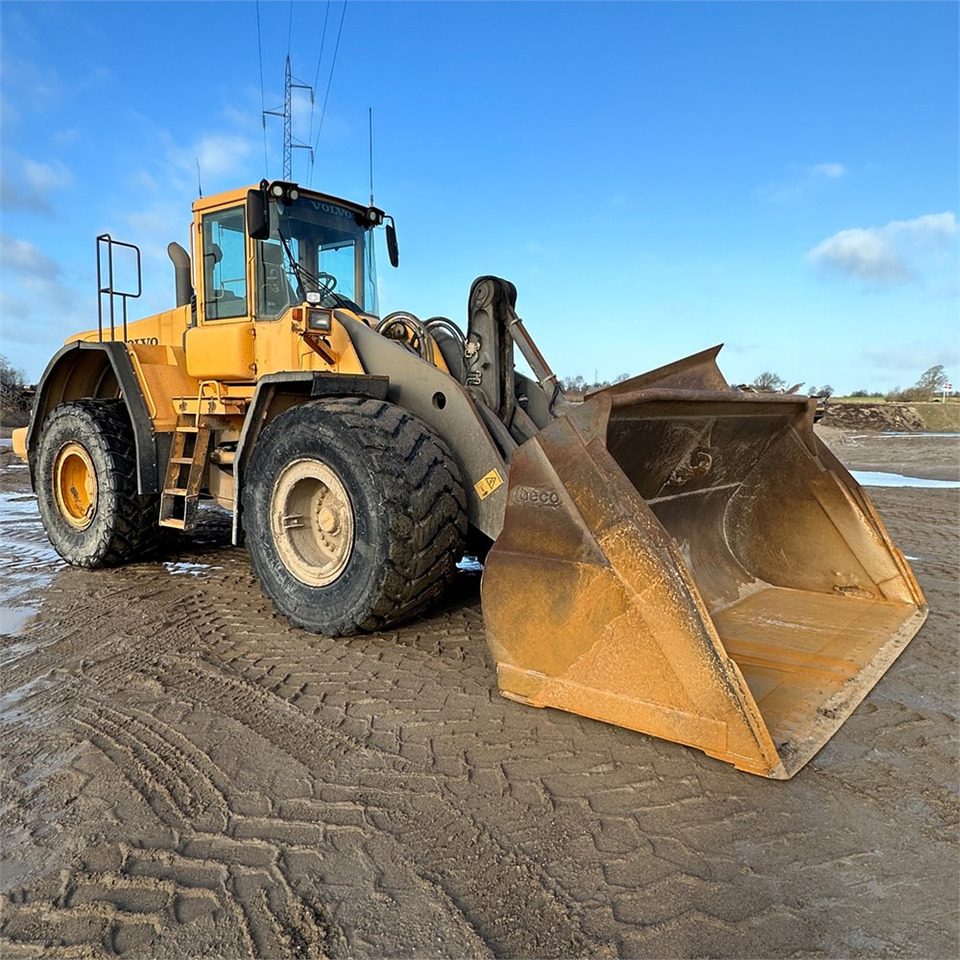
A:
[{"xmin": 96, "ymin": 234, "xmax": 142, "ymax": 342}]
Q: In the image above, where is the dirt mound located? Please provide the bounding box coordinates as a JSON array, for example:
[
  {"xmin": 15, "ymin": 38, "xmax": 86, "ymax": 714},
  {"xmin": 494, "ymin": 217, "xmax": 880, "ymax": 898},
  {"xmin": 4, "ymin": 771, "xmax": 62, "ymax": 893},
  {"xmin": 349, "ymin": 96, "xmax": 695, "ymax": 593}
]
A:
[
  {"xmin": 913, "ymin": 401, "xmax": 960, "ymax": 433},
  {"xmin": 821, "ymin": 401, "xmax": 925, "ymax": 432},
  {"xmin": 0, "ymin": 406, "xmax": 30, "ymax": 434}
]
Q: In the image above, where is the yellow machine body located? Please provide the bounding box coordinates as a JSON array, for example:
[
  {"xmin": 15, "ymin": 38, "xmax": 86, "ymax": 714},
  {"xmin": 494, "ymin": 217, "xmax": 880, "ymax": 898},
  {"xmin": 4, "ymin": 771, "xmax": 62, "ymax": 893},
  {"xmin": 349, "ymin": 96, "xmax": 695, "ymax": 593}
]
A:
[{"xmin": 14, "ymin": 182, "xmax": 928, "ymax": 778}]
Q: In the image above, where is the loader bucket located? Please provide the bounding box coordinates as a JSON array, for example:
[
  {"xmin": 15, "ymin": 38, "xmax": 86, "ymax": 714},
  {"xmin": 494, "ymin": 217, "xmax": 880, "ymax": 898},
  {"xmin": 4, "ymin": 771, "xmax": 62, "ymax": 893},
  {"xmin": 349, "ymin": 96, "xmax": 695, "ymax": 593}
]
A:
[{"xmin": 481, "ymin": 348, "xmax": 927, "ymax": 778}]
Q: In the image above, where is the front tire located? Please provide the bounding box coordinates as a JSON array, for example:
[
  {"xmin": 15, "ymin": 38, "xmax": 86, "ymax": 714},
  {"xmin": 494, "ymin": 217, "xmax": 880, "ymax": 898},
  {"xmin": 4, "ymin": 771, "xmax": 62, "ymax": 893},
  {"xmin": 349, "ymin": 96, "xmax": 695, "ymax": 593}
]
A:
[
  {"xmin": 35, "ymin": 400, "xmax": 162, "ymax": 567},
  {"xmin": 243, "ymin": 398, "xmax": 467, "ymax": 635}
]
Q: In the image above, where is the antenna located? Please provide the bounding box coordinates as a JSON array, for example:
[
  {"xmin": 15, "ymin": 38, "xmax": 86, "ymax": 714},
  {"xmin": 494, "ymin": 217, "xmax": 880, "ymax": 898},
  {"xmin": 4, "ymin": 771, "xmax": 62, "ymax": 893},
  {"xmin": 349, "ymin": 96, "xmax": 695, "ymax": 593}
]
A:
[
  {"xmin": 369, "ymin": 107, "xmax": 374, "ymax": 205},
  {"xmin": 196, "ymin": 157, "xmax": 203, "ymax": 198},
  {"xmin": 264, "ymin": 55, "xmax": 315, "ymax": 181}
]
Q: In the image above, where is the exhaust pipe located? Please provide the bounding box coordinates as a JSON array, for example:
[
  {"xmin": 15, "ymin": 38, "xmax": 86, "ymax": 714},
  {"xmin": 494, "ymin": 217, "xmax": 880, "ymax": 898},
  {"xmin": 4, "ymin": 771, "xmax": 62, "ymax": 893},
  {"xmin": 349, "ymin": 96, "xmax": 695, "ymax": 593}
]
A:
[{"xmin": 167, "ymin": 242, "xmax": 193, "ymax": 307}]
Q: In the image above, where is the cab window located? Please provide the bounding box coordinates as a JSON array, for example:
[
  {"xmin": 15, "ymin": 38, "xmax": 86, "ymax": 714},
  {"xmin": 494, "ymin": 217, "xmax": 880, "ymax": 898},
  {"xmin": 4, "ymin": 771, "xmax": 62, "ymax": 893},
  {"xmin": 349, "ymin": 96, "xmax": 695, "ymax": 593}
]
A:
[
  {"xmin": 317, "ymin": 239, "xmax": 357, "ymax": 303},
  {"xmin": 202, "ymin": 208, "xmax": 247, "ymax": 320}
]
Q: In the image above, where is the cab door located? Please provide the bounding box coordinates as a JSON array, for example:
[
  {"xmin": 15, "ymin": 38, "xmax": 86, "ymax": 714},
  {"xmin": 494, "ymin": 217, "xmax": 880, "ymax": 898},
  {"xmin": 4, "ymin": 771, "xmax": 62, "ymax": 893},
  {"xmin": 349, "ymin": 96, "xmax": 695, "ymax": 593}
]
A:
[{"xmin": 185, "ymin": 205, "xmax": 256, "ymax": 381}]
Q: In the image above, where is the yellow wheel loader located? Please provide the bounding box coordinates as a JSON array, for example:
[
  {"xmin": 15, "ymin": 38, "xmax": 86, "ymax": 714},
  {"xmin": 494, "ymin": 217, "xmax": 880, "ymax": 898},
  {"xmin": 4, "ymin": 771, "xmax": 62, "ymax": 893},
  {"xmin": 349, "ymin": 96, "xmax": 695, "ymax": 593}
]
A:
[{"xmin": 13, "ymin": 179, "xmax": 927, "ymax": 778}]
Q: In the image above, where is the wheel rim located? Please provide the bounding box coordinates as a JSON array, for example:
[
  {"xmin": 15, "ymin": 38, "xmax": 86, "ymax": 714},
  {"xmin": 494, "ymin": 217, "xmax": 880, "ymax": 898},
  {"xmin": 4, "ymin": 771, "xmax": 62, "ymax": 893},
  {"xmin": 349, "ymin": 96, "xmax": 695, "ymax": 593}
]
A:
[
  {"xmin": 54, "ymin": 441, "xmax": 97, "ymax": 530},
  {"xmin": 270, "ymin": 458, "xmax": 355, "ymax": 587}
]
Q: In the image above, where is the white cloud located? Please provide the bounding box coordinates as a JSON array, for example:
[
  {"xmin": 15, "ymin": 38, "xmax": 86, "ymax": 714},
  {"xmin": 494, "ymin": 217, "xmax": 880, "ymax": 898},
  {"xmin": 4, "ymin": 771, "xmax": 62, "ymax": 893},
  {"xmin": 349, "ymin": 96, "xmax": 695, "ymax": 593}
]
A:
[
  {"xmin": 51, "ymin": 128, "xmax": 82, "ymax": 147},
  {"xmin": 758, "ymin": 161, "xmax": 849, "ymax": 203},
  {"xmin": 169, "ymin": 134, "xmax": 253, "ymax": 182},
  {"xmin": 0, "ymin": 289, "xmax": 31, "ymax": 320},
  {"xmin": 127, "ymin": 170, "xmax": 160, "ymax": 193},
  {"xmin": 22, "ymin": 157, "xmax": 72, "ymax": 194},
  {"xmin": 0, "ymin": 94, "xmax": 18, "ymax": 126},
  {"xmin": 887, "ymin": 211, "xmax": 959, "ymax": 243},
  {"xmin": 807, "ymin": 227, "xmax": 909, "ymax": 283},
  {"xmin": 0, "ymin": 232, "xmax": 62, "ymax": 278},
  {"xmin": 0, "ymin": 239, "xmax": 89, "ymax": 355},
  {"xmin": 861, "ymin": 343, "xmax": 956, "ymax": 372},
  {"xmin": 0, "ymin": 155, "xmax": 73, "ymax": 214},
  {"xmin": 811, "ymin": 162, "xmax": 846, "ymax": 179},
  {"xmin": 806, "ymin": 212, "xmax": 958, "ymax": 286}
]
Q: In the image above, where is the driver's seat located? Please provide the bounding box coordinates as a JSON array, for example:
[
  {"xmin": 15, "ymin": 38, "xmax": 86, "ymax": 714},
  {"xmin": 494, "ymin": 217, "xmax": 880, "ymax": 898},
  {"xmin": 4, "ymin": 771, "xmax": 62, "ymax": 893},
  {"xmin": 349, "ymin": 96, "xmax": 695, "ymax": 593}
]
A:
[{"xmin": 258, "ymin": 242, "xmax": 297, "ymax": 318}]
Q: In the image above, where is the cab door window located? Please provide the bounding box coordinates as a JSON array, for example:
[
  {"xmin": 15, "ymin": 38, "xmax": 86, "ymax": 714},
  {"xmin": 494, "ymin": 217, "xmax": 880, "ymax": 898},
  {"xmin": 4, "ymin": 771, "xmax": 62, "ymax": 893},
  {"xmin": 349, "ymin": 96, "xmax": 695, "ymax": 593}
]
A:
[
  {"xmin": 256, "ymin": 237, "xmax": 299, "ymax": 320},
  {"xmin": 202, "ymin": 208, "xmax": 247, "ymax": 320}
]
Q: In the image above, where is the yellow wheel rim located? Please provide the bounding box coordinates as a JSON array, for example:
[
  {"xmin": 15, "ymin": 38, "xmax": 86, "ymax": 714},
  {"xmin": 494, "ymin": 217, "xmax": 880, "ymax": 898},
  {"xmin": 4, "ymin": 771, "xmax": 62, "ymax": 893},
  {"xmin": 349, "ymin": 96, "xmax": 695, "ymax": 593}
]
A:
[
  {"xmin": 270, "ymin": 458, "xmax": 355, "ymax": 587},
  {"xmin": 54, "ymin": 441, "xmax": 97, "ymax": 530}
]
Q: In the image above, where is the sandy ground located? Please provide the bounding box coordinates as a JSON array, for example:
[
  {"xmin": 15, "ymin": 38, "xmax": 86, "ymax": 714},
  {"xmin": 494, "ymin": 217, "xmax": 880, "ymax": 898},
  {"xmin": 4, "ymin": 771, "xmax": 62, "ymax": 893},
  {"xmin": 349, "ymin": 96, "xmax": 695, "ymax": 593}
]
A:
[
  {"xmin": 1, "ymin": 428, "xmax": 957, "ymax": 959},
  {"xmin": 815, "ymin": 424, "xmax": 960, "ymax": 482}
]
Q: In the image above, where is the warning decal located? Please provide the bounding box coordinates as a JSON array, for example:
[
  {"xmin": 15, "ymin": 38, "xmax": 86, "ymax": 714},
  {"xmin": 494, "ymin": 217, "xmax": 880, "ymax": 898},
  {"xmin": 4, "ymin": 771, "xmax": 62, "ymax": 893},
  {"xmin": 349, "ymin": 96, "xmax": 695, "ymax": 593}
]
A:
[{"xmin": 474, "ymin": 469, "xmax": 504, "ymax": 500}]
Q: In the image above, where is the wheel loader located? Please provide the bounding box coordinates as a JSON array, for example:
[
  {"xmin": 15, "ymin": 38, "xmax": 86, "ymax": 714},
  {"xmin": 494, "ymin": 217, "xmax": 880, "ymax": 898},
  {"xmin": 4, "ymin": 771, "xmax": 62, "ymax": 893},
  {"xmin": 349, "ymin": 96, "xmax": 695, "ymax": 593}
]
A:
[{"xmin": 13, "ymin": 179, "xmax": 927, "ymax": 778}]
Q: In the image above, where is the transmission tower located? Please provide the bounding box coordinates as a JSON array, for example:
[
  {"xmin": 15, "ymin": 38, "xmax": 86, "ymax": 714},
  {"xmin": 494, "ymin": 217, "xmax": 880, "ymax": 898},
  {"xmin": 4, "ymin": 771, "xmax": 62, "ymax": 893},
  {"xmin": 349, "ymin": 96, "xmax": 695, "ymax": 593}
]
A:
[{"xmin": 264, "ymin": 56, "xmax": 314, "ymax": 181}]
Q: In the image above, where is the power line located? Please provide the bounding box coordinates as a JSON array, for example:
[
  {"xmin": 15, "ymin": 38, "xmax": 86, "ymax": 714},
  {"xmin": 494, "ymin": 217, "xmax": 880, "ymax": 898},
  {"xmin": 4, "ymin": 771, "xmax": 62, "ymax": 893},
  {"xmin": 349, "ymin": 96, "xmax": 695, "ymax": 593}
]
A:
[
  {"xmin": 312, "ymin": 1, "xmax": 332, "ymax": 92},
  {"xmin": 311, "ymin": 0, "xmax": 348, "ymax": 165},
  {"xmin": 256, "ymin": 0, "xmax": 269, "ymax": 175},
  {"xmin": 307, "ymin": 0, "xmax": 332, "ymax": 150}
]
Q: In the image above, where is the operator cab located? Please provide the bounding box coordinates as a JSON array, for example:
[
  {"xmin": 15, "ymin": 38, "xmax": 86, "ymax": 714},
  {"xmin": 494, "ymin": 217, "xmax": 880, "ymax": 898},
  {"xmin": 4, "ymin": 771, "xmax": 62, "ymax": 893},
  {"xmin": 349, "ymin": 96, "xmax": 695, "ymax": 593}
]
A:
[{"xmin": 237, "ymin": 179, "xmax": 398, "ymax": 323}]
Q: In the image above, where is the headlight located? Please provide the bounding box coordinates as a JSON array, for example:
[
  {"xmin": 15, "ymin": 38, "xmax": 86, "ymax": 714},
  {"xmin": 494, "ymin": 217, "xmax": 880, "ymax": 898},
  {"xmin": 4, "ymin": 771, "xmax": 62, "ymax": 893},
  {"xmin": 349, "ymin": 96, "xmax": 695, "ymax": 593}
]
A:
[{"xmin": 307, "ymin": 309, "xmax": 332, "ymax": 332}]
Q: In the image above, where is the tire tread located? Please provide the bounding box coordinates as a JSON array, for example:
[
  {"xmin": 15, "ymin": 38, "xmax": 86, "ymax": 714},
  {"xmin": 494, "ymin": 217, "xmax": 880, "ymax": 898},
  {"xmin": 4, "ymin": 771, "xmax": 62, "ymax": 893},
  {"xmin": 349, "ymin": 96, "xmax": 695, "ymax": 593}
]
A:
[
  {"xmin": 246, "ymin": 397, "xmax": 467, "ymax": 635},
  {"xmin": 36, "ymin": 400, "xmax": 162, "ymax": 567}
]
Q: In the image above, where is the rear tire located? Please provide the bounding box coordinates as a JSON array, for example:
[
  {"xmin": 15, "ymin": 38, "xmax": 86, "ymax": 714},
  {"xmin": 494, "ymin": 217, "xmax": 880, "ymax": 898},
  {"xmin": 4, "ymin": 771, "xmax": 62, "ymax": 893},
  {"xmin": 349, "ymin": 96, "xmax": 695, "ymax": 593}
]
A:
[
  {"xmin": 35, "ymin": 400, "xmax": 162, "ymax": 567},
  {"xmin": 243, "ymin": 397, "xmax": 468, "ymax": 635}
]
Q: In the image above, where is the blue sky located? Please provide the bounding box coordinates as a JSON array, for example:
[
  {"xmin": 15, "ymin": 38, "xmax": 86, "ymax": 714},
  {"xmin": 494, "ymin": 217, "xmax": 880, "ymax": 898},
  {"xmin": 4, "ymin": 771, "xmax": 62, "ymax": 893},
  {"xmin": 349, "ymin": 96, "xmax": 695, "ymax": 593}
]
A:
[{"xmin": 2, "ymin": 1, "xmax": 957, "ymax": 394}]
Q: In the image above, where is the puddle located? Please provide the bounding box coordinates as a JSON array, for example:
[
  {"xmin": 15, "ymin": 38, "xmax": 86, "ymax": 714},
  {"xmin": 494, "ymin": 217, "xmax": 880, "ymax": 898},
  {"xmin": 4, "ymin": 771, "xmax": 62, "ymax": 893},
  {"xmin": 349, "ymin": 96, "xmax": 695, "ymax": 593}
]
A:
[
  {"xmin": 846, "ymin": 432, "xmax": 960, "ymax": 440},
  {"xmin": 457, "ymin": 556, "xmax": 484, "ymax": 574},
  {"xmin": 0, "ymin": 675, "xmax": 48, "ymax": 725},
  {"xmin": 851, "ymin": 471, "xmax": 960, "ymax": 489},
  {"xmin": 0, "ymin": 636, "xmax": 52, "ymax": 667},
  {"xmin": 0, "ymin": 492, "xmax": 39, "ymax": 517},
  {"xmin": 0, "ymin": 491, "xmax": 61, "ymax": 617},
  {"xmin": 875, "ymin": 432, "xmax": 960, "ymax": 439},
  {"xmin": 163, "ymin": 561, "xmax": 223, "ymax": 577},
  {"xmin": 0, "ymin": 606, "xmax": 40, "ymax": 636}
]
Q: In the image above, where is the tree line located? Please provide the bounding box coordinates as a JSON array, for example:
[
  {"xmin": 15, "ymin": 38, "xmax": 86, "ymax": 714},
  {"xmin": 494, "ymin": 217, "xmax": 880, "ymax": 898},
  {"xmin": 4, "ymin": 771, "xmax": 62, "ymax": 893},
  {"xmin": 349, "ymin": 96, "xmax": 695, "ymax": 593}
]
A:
[{"xmin": 559, "ymin": 364, "xmax": 954, "ymax": 401}]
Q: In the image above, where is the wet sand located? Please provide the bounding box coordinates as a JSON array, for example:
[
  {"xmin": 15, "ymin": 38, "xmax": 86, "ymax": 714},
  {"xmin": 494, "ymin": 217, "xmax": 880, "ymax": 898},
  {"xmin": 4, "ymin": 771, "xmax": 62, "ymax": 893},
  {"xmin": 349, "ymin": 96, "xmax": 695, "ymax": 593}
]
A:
[{"xmin": 1, "ymin": 431, "xmax": 957, "ymax": 958}]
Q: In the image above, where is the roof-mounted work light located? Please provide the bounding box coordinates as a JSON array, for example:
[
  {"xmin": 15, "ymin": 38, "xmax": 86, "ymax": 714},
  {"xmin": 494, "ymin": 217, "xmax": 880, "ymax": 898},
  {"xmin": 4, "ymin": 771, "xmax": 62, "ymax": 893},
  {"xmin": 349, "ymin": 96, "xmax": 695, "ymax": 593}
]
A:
[
  {"xmin": 356, "ymin": 206, "xmax": 384, "ymax": 227},
  {"xmin": 265, "ymin": 180, "xmax": 300, "ymax": 204}
]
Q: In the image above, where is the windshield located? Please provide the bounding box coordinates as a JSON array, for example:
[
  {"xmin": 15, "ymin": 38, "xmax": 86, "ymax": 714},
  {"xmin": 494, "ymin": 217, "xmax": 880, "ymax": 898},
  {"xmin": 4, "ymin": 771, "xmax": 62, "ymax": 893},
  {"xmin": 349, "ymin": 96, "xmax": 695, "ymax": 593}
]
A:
[{"xmin": 255, "ymin": 194, "xmax": 379, "ymax": 320}]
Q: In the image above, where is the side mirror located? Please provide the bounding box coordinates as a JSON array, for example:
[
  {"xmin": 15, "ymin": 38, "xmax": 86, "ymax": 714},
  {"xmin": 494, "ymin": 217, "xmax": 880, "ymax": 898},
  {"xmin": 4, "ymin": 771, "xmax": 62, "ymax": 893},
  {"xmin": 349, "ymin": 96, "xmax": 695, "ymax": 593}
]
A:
[
  {"xmin": 246, "ymin": 187, "xmax": 270, "ymax": 240},
  {"xmin": 385, "ymin": 218, "xmax": 399, "ymax": 268}
]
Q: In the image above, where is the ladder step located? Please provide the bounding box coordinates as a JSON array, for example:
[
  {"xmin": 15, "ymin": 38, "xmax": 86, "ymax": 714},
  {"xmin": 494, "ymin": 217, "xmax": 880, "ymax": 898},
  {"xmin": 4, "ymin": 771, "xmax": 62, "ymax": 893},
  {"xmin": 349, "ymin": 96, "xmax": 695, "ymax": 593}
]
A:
[{"xmin": 160, "ymin": 417, "xmax": 211, "ymax": 538}]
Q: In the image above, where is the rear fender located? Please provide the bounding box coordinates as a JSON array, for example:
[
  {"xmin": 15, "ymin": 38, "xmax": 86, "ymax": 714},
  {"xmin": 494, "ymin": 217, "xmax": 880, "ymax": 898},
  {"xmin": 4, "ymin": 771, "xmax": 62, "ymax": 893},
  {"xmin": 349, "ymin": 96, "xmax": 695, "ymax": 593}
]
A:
[{"xmin": 25, "ymin": 341, "xmax": 162, "ymax": 494}]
